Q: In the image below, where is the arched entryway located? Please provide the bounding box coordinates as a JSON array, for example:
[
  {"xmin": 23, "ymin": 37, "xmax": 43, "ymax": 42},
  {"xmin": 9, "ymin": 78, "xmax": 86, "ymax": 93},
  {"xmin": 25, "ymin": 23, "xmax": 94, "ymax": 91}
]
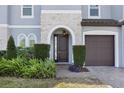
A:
[{"xmin": 48, "ymin": 25, "xmax": 75, "ymax": 64}]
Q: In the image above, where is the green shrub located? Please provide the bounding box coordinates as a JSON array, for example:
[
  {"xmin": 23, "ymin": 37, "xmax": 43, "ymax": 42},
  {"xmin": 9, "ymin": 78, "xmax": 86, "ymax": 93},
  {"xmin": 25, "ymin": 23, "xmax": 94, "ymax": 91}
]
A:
[
  {"xmin": 21, "ymin": 59, "xmax": 56, "ymax": 79},
  {"xmin": 43, "ymin": 59, "xmax": 56, "ymax": 78},
  {"xmin": 0, "ymin": 51, "xmax": 6, "ymax": 59},
  {"xmin": 7, "ymin": 36, "xmax": 17, "ymax": 59},
  {"xmin": 10, "ymin": 57, "xmax": 26, "ymax": 77},
  {"xmin": 16, "ymin": 47, "xmax": 35, "ymax": 60},
  {"xmin": 20, "ymin": 59, "xmax": 42, "ymax": 78},
  {"xmin": 73, "ymin": 45, "xmax": 86, "ymax": 66},
  {"xmin": 0, "ymin": 58, "xmax": 56, "ymax": 79},
  {"xmin": 34, "ymin": 44, "xmax": 50, "ymax": 60},
  {"xmin": 0, "ymin": 57, "xmax": 24, "ymax": 77}
]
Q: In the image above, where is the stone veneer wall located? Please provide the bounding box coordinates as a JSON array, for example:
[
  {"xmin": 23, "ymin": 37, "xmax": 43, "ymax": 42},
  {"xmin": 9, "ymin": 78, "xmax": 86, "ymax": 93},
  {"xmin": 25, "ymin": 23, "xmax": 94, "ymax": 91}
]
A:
[
  {"xmin": 41, "ymin": 11, "xmax": 82, "ymax": 45},
  {"xmin": 0, "ymin": 26, "xmax": 9, "ymax": 50}
]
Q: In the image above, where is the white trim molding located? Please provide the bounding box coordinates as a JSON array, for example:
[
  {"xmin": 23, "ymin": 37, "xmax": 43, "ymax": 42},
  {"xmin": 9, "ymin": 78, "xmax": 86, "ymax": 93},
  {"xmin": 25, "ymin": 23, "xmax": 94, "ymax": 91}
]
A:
[
  {"xmin": 83, "ymin": 30, "xmax": 119, "ymax": 67},
  {"xmin": 47, "ymin": 25, "xmax": 75, "ymax": 64},
  {"xmin": 47, "ymin": 25, "xmax": 75, "ymax": 45},
  {"xmin": 41, "ymin": 10, "xmax": 81, "ymax": 14},
  {"xmin": 88, "ymin": 5, "xmax": 101, "ymax": 19},
  {"xmin": 9, "ymin": 25, "xmax": 40, "ymax": 28},
  {"xmin": 0, "ymin": 24, "xmax": 8, "ymax": 27},
  {"xmin": 21, "ymin": 5, "xmax": 34, "ymax": 19},
  {"xmin": 0, "ymin": 24, "xmax": 41, "ymax": 28}
]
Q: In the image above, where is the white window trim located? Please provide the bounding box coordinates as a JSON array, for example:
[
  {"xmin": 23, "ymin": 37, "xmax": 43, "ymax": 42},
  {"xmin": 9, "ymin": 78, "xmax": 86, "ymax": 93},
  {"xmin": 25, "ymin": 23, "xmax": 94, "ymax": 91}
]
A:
[
  {"xmin": 17, "ymin": 33, "xmax": 37, "ymax": 47},
  {"xmin": 27, "ymin": 33, "xmax": 37, "ymax": 47},
  {"xmin": 88, "ymin": 5, "xmax": 101, "ymax": 19},
  {"xmin": 21, "ymin": 5, "xmax": 34, "ymax": 19},
  {"xmin": 17, "ymin": 33, "xmax": 27, "ymax": 47}
]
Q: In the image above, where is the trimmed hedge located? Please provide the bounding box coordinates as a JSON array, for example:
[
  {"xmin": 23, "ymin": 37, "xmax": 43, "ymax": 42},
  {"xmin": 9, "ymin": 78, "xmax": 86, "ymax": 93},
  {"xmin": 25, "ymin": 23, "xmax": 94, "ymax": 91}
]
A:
[
  {"xmin": 34, "ymin": 44, "xmax": 50, "ymax": 60},
  {"xmin": 7, "ymin": 36, "xmax": 17, "ymax": 59},
  {"xmin": 73, "ymin": 45, "xmax": 86, "ymax": 66}
]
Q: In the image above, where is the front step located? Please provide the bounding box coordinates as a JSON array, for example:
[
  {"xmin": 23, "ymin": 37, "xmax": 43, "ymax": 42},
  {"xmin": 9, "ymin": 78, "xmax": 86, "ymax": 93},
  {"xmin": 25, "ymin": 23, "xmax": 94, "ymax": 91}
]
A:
[
  {"xmin": 55, "ymin": 62, "xmax": 69, "ymax": 65},
  {"xmin": 56, "ymin": 64, "xmax": 70, "ymax": 70},
  {"xmin": 55, "ymin": 62, "xmax": 70, "ymax": 67},
  {"xmin": 56, "ymin": 63, "xmax": 70, "ymax": 66}
]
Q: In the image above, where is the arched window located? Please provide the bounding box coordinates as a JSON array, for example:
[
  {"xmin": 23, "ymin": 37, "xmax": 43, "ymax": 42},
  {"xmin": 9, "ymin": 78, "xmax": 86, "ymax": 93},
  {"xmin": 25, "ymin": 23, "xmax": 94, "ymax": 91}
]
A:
[
  {"xmin": 17, "ymin": 34, "xmax": 27, "ymax": 48},
  {"xmin": 28, "ymin": 33, "xmax": 37, "ymax": 47}
]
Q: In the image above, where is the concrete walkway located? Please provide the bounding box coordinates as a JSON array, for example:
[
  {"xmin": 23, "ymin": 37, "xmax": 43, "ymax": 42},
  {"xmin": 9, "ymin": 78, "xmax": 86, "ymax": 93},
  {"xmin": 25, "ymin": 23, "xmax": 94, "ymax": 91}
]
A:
[{"xmin": 56, "ymin": 65, "xmax": 124, "ymax": 88}]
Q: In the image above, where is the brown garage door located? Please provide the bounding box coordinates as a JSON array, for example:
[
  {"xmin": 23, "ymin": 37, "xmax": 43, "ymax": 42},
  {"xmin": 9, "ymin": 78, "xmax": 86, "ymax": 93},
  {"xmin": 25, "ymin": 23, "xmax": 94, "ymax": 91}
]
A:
[{"xmin": 85, "ymin": 35, "xmax": 114, "ymax": 66}]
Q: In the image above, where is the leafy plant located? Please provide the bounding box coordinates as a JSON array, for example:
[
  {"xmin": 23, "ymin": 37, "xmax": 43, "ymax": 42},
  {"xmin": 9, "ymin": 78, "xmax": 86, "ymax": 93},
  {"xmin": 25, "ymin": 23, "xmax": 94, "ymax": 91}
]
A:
[
  {"xmin": 7, "ymin": 36, "xmax": 17, "ymax": 59},
  {"xmin": 21, "ymin": 59, "xmax": 56, "ymax": 79},
  {"xmin": 0, "ymin": 57, "xmax": 24, "ymax": 77},
  {"xmin": 0, "ymin": 58, "xmax": 56, "ymax": 79}
]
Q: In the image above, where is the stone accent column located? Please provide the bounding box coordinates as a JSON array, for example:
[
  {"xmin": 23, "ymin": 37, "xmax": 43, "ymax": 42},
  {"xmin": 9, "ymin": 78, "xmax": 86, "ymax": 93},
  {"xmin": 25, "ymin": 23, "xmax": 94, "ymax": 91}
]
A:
[
  {"xmin": 0, "ymin": 25, "xmax": 9, "ymax": 50},
  {"xmin": 41, "ymin": 10, "xmax": 82, "ymax": 45},
  {"xmin": 41, "ymin": 10, "xmax": 82, "ymax": 63}
]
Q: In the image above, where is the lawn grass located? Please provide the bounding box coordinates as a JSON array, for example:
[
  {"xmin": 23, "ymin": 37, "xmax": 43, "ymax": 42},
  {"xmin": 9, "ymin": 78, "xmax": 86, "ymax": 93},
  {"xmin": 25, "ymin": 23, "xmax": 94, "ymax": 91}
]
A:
[{"xmin": 0, "ymin": 77, "xmax": 111, "ymax": 88}]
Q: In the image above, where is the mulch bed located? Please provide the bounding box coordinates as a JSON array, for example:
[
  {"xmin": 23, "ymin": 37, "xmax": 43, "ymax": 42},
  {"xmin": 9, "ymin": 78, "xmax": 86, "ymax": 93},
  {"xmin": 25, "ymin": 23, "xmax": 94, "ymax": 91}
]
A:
[{"xmin": 68, "ymin": 65, "xmax": 89, "ymax": 72}]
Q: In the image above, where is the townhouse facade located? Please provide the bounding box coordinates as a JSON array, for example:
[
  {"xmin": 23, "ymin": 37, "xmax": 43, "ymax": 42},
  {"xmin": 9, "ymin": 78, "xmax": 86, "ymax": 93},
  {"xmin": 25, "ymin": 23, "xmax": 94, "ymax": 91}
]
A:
[{"xmin": 0, "ymin": 5, "xmax": 124, "ymax": 67}]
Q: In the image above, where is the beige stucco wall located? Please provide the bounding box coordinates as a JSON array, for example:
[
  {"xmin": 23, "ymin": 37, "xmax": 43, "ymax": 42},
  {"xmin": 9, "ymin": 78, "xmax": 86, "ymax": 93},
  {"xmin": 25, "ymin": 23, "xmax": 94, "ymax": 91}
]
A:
[
  {"xmin": 0, "ymin": 26, "xmax": 9, "ymax": 50},
  {"xmin": 41, "ymin": 12, "xmax": 82, "ymax": 45}
]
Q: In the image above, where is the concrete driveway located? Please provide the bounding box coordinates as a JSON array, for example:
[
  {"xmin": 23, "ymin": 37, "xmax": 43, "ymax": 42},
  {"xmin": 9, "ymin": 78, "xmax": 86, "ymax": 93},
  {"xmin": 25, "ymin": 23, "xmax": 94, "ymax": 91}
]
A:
[
  {"xmin": 57, "ymin": 65, "xmax": 124, "ymax": 88},
  {"xmin": 87, "ymin": 66, "xmax": 124, "ymax": 88}
]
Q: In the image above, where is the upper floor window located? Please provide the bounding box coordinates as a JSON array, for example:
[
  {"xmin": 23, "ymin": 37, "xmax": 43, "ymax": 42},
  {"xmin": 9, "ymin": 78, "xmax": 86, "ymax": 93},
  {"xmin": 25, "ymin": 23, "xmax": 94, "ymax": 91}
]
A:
[
  {"xmin": 21, "ymin": 5, "xmax": 34, "ymax": 18},
  {"xmin": 88, "ymin": 5, "xmax": 100, "ymax": 18}
]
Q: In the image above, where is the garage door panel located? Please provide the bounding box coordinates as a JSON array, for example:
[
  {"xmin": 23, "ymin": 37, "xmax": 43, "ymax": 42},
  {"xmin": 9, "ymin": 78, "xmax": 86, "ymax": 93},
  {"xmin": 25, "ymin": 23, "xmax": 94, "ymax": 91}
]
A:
[{"xmin": 85, "ymin": 35, "xmax": 114, "ymax": 66}]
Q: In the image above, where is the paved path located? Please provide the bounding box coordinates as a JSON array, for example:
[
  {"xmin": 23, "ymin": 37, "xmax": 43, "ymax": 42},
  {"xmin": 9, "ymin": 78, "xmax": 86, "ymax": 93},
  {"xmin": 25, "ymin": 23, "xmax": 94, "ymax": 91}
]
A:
[
  {"xmin": 87, "ymin": 66, "xmax": 124, "ymax": 88},
  {"xmin": 56, "ymin": 65, "xmax": 95, "ymax": 78},
  {"xmin": 56, "ymin": 65, "xmax": 124, "ymax": 88}
]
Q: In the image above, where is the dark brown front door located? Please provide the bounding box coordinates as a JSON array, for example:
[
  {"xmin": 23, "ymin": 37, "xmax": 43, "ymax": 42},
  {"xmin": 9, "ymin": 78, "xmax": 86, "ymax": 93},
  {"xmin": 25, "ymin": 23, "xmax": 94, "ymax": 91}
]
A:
[
  {"xmin": 85, "ymin": 35, "xmax": 114, "ymax": 66},
  {"xmin": 54, "ymin": 34, "xmax": 68, "ymax": 62}
]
